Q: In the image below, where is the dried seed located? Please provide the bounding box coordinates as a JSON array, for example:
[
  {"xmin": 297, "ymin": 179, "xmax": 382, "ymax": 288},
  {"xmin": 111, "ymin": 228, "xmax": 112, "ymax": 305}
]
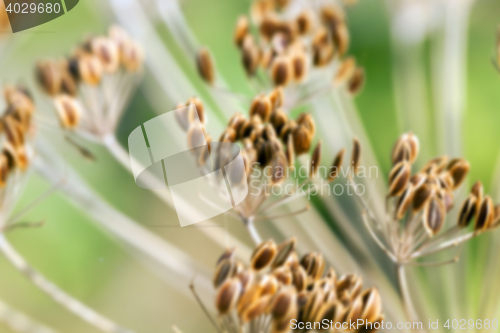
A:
[
  {"xmin": 270, "ymin": 288, "xmax": 297, "ymax": 320},
  {"xmin": 351, "ymin": 137, "xmax": 361, "ymax": 174},
  {"xmin": 216, "ymin": 247, "xmax": 236, "ymax": 265},
  {"xmin": 241, "ymin": 295, "xmax": 271, "ymax": 322},
  {"xmin": 296, "ymin": 10, "xmax": 314, "ymax": 35},
  {"xmin": 121, "ymin": 39, "xmax": 144, "ymax": 72},
  {"xmin": 348, "ymin": 67, "xmax": 365, "ymax": 95},
  {"xmin": 291, "ymin": 266, "xmax": 307, "ymax": 291},
  {"xmin": 187, "ymin": 123, "xmax": 206, "ymax": 150},
  {"xmin": 423, "ymin": 197, "xmax": 446, "ymax": 236},
  {"xmin": 334, "ymin": 57, "xmax": 356, "ymax": 86},
  {"xmin": 196, "ymin": 47, "xmax": 215, "ymax": 85},
  {"xmin": 36, "ymin": 60, "xmax": 62, "ymax": 96},
  {"xmin": 215, "ymin": 278, "xmax": 242, "ymax": 314},
  {"xmin": 344, "ymin": 294, "xmax": 363, "ymax": 322},
  {"xmin": 475, "ymin": 196, "xmax": 494, "ymax": 231},
  {"xmin": 388, "ymin": 161, "xmax": 411, "ymax": 197},
  {"xmin": 269, "ymin": 152, "xmax": 288, "ymax": 184},
  {"xmin": 213, "ymin": 259, "xmax": 236, "ymax": 288},
  {"xmin": 234, "ymin": 16, "xmax": 250, "ymax": 47},
  {"xmin": 251, "ymin": 240, "xmax": 278, "ymax": 271},
  {"xmin": 3, "ymin": 116, "xmax": 24, "ymax": 148},
  {"xmin": 360, "ymin": 288, "xmax": 382, "ymax": 323},
  {"xmin": 291, "ymin": 51, "xmax": 308, "ymax": 82},
  {"xmin": 314, "ymin": 302, "xmax": 343, "ymax": 323},
  {"xmin": 410, "ymin": 172, "xmax": 426, "ymax": 189},
  {"xmin": 300, "ymin": 252, "xmax": 325, "ymax": 281},
  {"xmin": 91, "ymin": 37, "xmax": 120, "ymax": 73},
  {"xmin": 332, "ymin": 22, "xmax": 350, "ymax": 57},
  {"xmin": 292, "ymin": 125, "xmax": 312, "ymax": 155},
  {"xmin": 457, "ymin": 194, "xmax": 477, "ymax": 228},
  {"xmin": 412, "ymin": 183, "xmax": 435, "ymax": 212},
  {"xmin": 268, "ymin": 87, "xmax": 284, "ymax": 110},
  {"xmin": 336, "ymin": 274, "xmax": 362, "ymax": 301},
  {"xmin": 272, "ymin": 238, "xmax": 296, "ymax": 268},
  {"xmin": 0, "ymin": 154, "xmax": 9, "ymax": 188},
  {"xmin": 296, "ymin": 113, "xmax": 315, "ymax": 137},
  {"xmin": 312, "ymin": 27, "xmax": 335, "ymax": 67},
  {"xmin": 273, "ymin": 266, "xmax": 293, "ymax": 285},
  {"xmin": 270, "ymin": 108, "xmax": 288, "ymax": 137},
  {"xmin": 447, "ymin": 158, "xmax": 469, "ymax": 190},
  {"xmin": 227, "ymin": 112, "xmax": 246, "ymax": 137},
  {"xmin": 285, "ymin": 134, "xmax": 295, "ymax": 170},
  {"xmin": 54, "ymin": 95, "xmax": 81, "ymax": 129},
  {"xmin": 302, "ymin": 290, "xmax": 325, "ymax": 322},
  {"xmin": 421, "ymin": 156, "xmax": 449, "ymax": 174},
  {"xmin": 328, "ymin": 148, "xmax": 345, "ymax": 182},
  {"xmin": 392, "ymin": 133, "xmax": 419, "ymax": 164},
  {"xmin": 78, "ymin": 54, "xmax": 103, "ymax": 85},
  {"xmin": 309, "ymin": 141, "xmax": 322, "ymax": 178},
  {"xmin": 186, "ymin": 97, "xmax": 205, "ymax": 124},
  {"xmin": 249, "ymin": 95, "xmax": 272, "ymax": 122},
  {"xmin": 271, "ymin": 56, "xmax": 293, "ymax": 86},
  {"xmin": 395, "ymin": 185, "xmax": 414, "ymax": 220}
]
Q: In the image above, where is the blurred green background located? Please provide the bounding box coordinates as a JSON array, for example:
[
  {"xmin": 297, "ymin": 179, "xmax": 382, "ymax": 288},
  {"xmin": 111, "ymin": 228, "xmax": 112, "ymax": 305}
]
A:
[{"xmin": 0, "ymin": 0, "xmax": 500, "ymax": 332}]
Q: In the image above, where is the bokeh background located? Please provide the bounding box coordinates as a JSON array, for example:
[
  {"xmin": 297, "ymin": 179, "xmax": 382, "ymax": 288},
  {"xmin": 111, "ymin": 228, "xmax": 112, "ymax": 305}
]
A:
[{"xmin": 0, "ymin": 0, "xmax": 500, "ymax": 332}]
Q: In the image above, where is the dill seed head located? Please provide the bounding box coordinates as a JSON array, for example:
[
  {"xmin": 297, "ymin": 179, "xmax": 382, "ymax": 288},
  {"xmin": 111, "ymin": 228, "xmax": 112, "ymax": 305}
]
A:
[{"xmin": 196, "ymin": 47, "xmax": 215, "ymax": 85}]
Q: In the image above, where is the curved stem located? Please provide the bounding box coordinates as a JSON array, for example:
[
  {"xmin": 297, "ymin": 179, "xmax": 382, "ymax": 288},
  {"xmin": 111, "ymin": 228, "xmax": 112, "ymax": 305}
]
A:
[
  {"xmin": 0, "ymin": 234, "xmax": 133, "ymax": 333},
  {"xmin": 243, "ymin": 217, "xmax": 261, "ymax": 246},
  {"xmin": 396, "ymin": 265, "xmax": 422, "ymax": 332},
  {"xmin": 0, "ymin": 298, "xmax": 58, "ymax": 333}
]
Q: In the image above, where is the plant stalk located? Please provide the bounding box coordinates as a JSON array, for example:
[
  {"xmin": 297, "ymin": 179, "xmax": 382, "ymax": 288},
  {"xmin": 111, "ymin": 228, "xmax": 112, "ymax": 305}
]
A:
[{"xmin": 396, "ymin": 264, "xmax": 422, "ymax": 332}]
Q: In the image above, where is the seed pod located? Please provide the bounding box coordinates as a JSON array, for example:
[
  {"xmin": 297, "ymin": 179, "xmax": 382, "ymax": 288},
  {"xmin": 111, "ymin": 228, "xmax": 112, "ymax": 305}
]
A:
[
  {"xmin": 3, "ymin": 116, "xmax": 24, "ymax": 148},
  {"xmin": 78, "ymin": 54, "xmax": 103, "ymax": 85},
  {"xmin": 234, "ymin": 16, "xmax": 250, "ymax": 47},
  {"xmin": 227, "ymin": 112, "xmax": 246, "ymax": 137},
  {"xmin": 291, "ymin": 266, "xmax": 307, "ymax": 292},
  {"xmin": 296, "ymin": 10, "xmax": 314, "ymax": 35},
  {"xmin": 334, "ymin": 57, "xmax": 356, "ymax": 86},
  {"xmin": 121, "ymin": 39, "xmax": 144, "ymax": 72},
  {"xmin": 392, "ymin": 133, "xmax": 419, "ymax": 165},
  {"xmin": 249, "ymin": 95, "xmax": 272, "ymax": 122},
  {"xmin": 360, "ymin": 288, "xmax": 382, "ymax": 323},
  {"xmin": 348, "ymin": 67, "xmax": 365, "ymax": 95},
  {"xmin": 54, "ymin": 95, "xmax": 81, "ymax": 129},
  {"xmin": 269, "ymin": 152, "xmax": 288, "ymax": 184},
  {"xmin": 344, "ymin": 294, "xmax": 363, "ymax": 323},
  {"xmin": 336, "ymin": 274, "xmax": 362, "ymax": 301},
  {"xmin": 36, "ymin": 60, "xmax": 62, "ymax": 96},
  {"xmin": 215, "ymin": 278, "xmax": 242, "ymax": 314},
  {"xmin": 423, "ymin": 196, "xmax": 446, "ymax": 236},
  {"xmin": 332, "ymin": 22, "xmax": 350, "ymax": 57},
  {"xmin": 351, "ymin": 137, "xmax": 361, "ymax": 175},
  {"xmin": 91, "ymin": 37, "xmax": 120, "ymax": 73},
  {"xmin": 320, "ymin": 6, "xmax": 345, "ymax": 29},
  {"xmin": 290, "ymin": 51, "xmax": 308, "ymax": 82},
  {"xmin": 410, "ymin": 172, "xmax": 426, "ymax": 189},
  {"xmin": 270, "ymin": 288, "xmax": 297, "ymax": 320},
  {"xmin": 395, "ymin": 185, "xmax": 414, "ymax": 220},
  {"xmin": 327, "ymin": 148, "xmax": 345, "ymax": 182},
  {"xmin": 187, "ymin": 123, "xmax": 206, "ymax": 150},
  {"xmin": 296, "ymin": 113, "xmax": 315, "ymax": 137},
  {"xmin": 438, "ymin": 188, "xmax": 454, "ymax": 213},
  {"xmin": 269, "ymin": 109, "xmax": 288, "ymax": 136},
  {"xmin": 196, "ymin": 48, "xmax": 215, "ymax": 85},
  {"xmin": 0, "ymin": 154, "xmax": 9, "ymax": 187},
  {"xmin": 260, "ymin": 275, "xmax": 279, "ymax": 297},
  {"xmin": 251, "ymin": 240, "xmax": 277, "ymax": 271},
  {"xmin": 315, "ymin": 302, "xmax": 343, "ymax": 324},
  {"xmin": 300, "ymin": 252, "xmax": 325, "ymax": 281},
  {"xmin": 412, "ymin": 183, "xmax": 435, "ymax": 212},
  {"xmin": 457, "ymin": 194, "xmax": 477, "ymax": 228},
  {"xmin": 471, "ymin": 181, "xmax": 483, "ymax": 218},
  {"xmin": 241, "ymin": 294, "xmax": 271, "ymax": 322},
  {"xmin": 271, "ymin": 56, "xmax": 293, "ymax": 86},
  {"xmin": 475, "ymin": 196, "xmax": 494, "ymax": 231},
  {"xmin": 213, "ymin": 258, "xmax": 236, "ymax": 288},
  {"xmin": 3, "ymin": 142, "xmax": 28, "ymax": 170},
  {"xmin": 302, "ymin": 290, "xmax": 325, "ymax": 322},
  {"xmin": 388, "ymin": 161, "xmax": 411, "ymax": 197},
  {"xmin": 292, "ymin": 125, "xmax": 312, "ymax": 155},
  {"xmin": 268, "ymin": 87, "xmax": 284, "ymax": 110},
  {"xmin": 447, "ymin": 158, "xmax": 469, "ymax": 190},
  {"xmin": 272, "ymin": 238, "xmax": 296, "ymax": 268},
  {"xmin": 285, "ymin": 134, "xmax": 295, "ymax": 170}
]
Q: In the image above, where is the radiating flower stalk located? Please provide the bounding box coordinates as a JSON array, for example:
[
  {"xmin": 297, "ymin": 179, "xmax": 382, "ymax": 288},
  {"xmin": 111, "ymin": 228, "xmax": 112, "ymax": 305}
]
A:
[
  {"xmin": 352, "ymin": 132, "xmax": 500, "ymax": 324},
  {"xmin": 190, "ymin": 238, "xmax": 384, "ymax": 333},
  {"xmin": 196, "ymin": 0, "xmax": 366, "ymax": 110},
  {"xmin": 0, "ymin": 86, "xmax": 134, "ymax": 333},
  {"xmin": 35, "ymin": 25, "xmax": 143, "ymax": 160},
  {"xmin": 174, "ymin": 94, "xmax": 347, "ymax": 245}
]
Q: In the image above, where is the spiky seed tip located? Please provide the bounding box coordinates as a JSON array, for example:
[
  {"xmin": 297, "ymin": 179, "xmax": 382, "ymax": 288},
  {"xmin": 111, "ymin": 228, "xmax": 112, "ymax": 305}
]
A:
[{"xmin": 196, "ymin": 47, "xmax": 215, "ymax": 85}]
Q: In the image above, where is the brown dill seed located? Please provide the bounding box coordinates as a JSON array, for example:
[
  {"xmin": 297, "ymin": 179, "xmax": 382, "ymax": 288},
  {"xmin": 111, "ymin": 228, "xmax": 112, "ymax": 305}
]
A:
[
  {"xmin": 241, "ymin": 294, "xmax": 271, "ymax": 322},
  {"xmin": 271, "ymin": 56, "xmax": 293, "ymax": 86},
  {"xmin": 0, "ymin": 154, "xmax": 9, "ymax": 187},
  {"xmin": 196, "ymin": 47, "xmax": 215, "ymax": 85},
  {"xmin": 3, "ymin": 116, "xmax": 24, "ymax": 148},
  {"xmin": 234, "ymin": 15, "xmax": 250, "ymax": 47},
  {"xmin": 423, "ymin": 196, "xmax": 446, "ymax": 235},
  {"xmin": 272, "ymin": 238, "xmax": 296, "ymax": 268},
  {"xmin": 392, "ymin": 132, "xmax": 419, "ymax": 164},
  {"xmin": 328, "ymin": 148, "xmax": 345, "ymax": 182},
  {"xmin": 54, "ymin": 95, "xmax": 81, "ymax": 129},
  {"xmin": 268, "ymin": 87, "xmax": 284, "ymax": 110},
  {"xmin": 285, "ymin": 134, "xmax": 295, "ymax": 169},
  {"xmin": 213, "ymin": 259, "xmax": 236, "ymax": 288},
  {"xmin": 447, "ymin": 158, "xmax": 469, "ymax": 190},
  {"xmin": 251, "ymin": 240, "xmax": 278, "ymax": 271},
  {"xmin": 60, "ymin": 64, "xmax": 78, "ymax": 97},
  {"xmin": 292, "ymin": 125, "xmax": 312, "ymax": 155},
  {"xmin": 291, "ymin": 51, "xmax": 308, "ymax": 82},
  {"xmin": 395, "ymin": 185, "xmax": 414, "ymax": 220},
  {"xmin": 457, "ymin": 194, "xmax": 477, "ymax": 228},
  {"xmin": 300, "ymin": 252, "xmax": 325, "ymax": 281},
  {"xmin": 310, "ymin": 141, "xmax": 322, "ymax": 178},
  {"xmin": 312, "ymin": 27, "xmax": 335, "ymax": 67},
  {"xmin": 216, "ymin": 278, "xmax": 242, "ymax": 314},
  {"xmin": 332, "ymin": 22, "xmax": 350, "ymax": 57},
  {"xmin": 186, "ymin": 97, "xmax": 205, "ymax": 124},
  {"xmin": 388, "ymin": 161, "xmax": 411, "ymax": 197},
  {"xmin": 227, "ymin": 112, "xmax": 246, "ymax": 137},
  {"xmin": 475, "ymin": 196, "xmax": 494, "ymax": 231},
  {"xmin": 249, "ymin": 94, "xmax": 272, "ymax": 122},
  {"xmin": 241, "ymin": 36, "xmax": 261, "ymax": 76},
  {"xmin": 270, "ymin": 288, "xmax": 297, "ymax": 320},
  {"xmin": 36, "ymin": 60, "xmax": 62, "ymax": 96},
  {"xmin": 270, "ymin": 153, "xmax": 288, "ymax": 184},
  {"xmin": 77, "ymin": 54, "xmax": 103, "ymax": 86},
  {"xmin": 351, "ymin": 137, "xmax": 361, "ymax": 174},
  {"xmin": 186, "ymin": 123, "xmax": 206, "ymax": 150},
  {"xmin": 91, "ymin": 36, "xmax": 120, "ymax": 73},
  {"xmin": 296, "ymin": 113, "xmax": 315, "ymax": 137},
  {"xmin": 296, "ymin": 10, "xmax": 314, "ymax": 35},
  {"xmin": 273, "ymin": 266, "xmax": 293, "ymax": 285},
  {"xmin": 360, "ymin": 288, "xmax": 382, "ymax": 323},
  {"xmin": 334, "ymin": 56, "xmax": 356, "ymax": 86},
  {"xmin": 348, "ymin": 67, "xmax": 365, "ymax": 95},
  {"xmin": 412, "ymin": 183, "xmax": 435, "ymax": 212},
  {"xmin": 121, "ymin": 39, "xmax": 144, "ymax": 72}
]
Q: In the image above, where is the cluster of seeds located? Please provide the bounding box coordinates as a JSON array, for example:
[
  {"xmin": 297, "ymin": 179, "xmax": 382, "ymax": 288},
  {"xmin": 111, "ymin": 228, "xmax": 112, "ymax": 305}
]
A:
[
  {"xmin": 197, "ymin": 0, "xmax": 364, "ymax": 95},
  {"xmin": 359, "ymin": 133, "xmax": 500, "ymax": 265},
  {"xmin": 36, "ymin": 26, "xmax": 143, "ymax": 141},
  {"xmin": 210, "ymin": 238, "xmax": 383, "ymax": 333},
  {"xmin": 175, "ymin": 93, "xmax": 346, "ymax": 227},
  {"xmin": 0, "ymin": 86, "xmax": 36, "ymax": 186}
]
